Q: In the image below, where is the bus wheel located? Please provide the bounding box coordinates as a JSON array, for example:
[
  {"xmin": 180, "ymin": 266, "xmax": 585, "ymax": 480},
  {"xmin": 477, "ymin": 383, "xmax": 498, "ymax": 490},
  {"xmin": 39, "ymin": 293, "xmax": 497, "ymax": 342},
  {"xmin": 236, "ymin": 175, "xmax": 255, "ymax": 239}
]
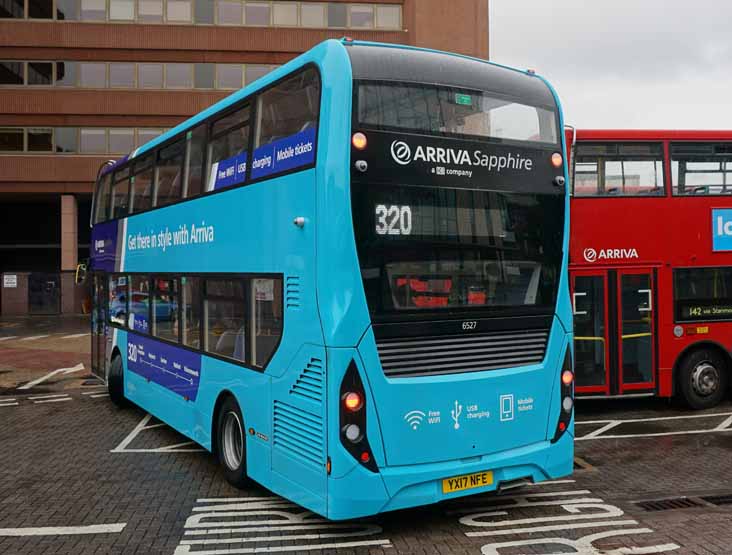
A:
[
  {"xmin": 216, "ymin": 396, "xmax": 248, "ymax": 488},
  {"xmin": 678, "ymin": 348, "xmax": 729, "ymax": 410},
  {"xmin": 108, "ymin": 354, "xmax": 127, "ymax": 408}
]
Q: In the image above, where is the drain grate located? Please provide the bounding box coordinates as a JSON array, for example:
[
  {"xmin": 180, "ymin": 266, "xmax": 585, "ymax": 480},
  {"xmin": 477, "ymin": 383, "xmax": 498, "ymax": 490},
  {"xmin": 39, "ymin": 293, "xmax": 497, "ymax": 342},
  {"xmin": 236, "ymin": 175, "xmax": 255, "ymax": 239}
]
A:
[
  {"xmin": 636, "ymin": 497, "xmax": 704, "ymax": 512},
  {"xmin": 703, "ymin": 494, "xmax": 732, "ymax": 506}
]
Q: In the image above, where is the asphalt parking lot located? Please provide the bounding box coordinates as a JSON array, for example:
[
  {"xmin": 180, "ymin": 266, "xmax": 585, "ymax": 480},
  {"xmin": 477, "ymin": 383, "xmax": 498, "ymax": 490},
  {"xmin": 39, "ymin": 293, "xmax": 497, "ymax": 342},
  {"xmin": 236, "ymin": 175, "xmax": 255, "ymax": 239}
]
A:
[{"xmin": 2, "ymin": 317, "xmax": 732, "ymax": 554}]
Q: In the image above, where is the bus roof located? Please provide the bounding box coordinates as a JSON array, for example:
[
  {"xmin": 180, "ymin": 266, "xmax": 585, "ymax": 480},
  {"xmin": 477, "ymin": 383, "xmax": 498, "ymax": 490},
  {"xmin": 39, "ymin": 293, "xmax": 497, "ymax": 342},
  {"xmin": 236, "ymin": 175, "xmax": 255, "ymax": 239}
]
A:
[
  {"xmin": 100, "ymin": 38, "xmax": 556, "ymax": 177},
  {"xmin": 575, "ymin": 129, "xmax": 732, "ymax": 141}
]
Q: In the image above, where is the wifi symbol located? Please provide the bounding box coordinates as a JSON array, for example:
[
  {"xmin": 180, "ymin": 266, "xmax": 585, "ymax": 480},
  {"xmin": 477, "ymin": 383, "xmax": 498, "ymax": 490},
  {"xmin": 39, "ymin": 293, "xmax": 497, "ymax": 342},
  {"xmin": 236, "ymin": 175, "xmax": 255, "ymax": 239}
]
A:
[{"xmin": 404, "ymin": 410, "xmax": 426, "ymax": 430}]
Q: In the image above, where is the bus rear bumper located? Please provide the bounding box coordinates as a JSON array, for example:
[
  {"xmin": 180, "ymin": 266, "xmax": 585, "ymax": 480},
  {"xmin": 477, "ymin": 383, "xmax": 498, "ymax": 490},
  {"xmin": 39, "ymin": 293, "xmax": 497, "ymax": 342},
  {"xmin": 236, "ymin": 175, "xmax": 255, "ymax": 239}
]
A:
[{"xmin": 327, "ymin": 431, "xmax": 573, "ymax": 520}]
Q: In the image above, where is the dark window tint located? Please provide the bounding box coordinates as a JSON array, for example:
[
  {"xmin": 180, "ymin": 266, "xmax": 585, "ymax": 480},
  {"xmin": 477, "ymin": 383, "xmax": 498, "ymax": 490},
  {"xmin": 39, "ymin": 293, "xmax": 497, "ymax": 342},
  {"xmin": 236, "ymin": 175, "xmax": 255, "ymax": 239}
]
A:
[
  {"xmin": 0, "ymin": 128, "xmax": 23, "ymax": 151},
  {"xmin": 111, "ymin": 171, "xmax": 130, "ymax": 219},
  {"xmin": 156, "ymin": 140, "xmax": 184, "ymax": 206},
  {"xmin": 56, "ymin": 0, "xmax": 79, "ymax": 20},
  {"xmin": 574, "ymin": 143, "xmax": 665, "ymax": 197},
  {"xmin": 95, "ymin": 173, "xmax": 112, "ymax": 223},
  {"xmin": 251, "ymin": 278, "xmax": 282, "ymax": 367},
  {"xmin": 181, "ymin": 276, "xmax": 201, "ymax": 348},
  {"xmin": 55, "ymin": 61, "xmax": 77, "ymax": 86},
  {"xmin": 327, "ymin": 2, "xmax": 347, "ymax": 26},
  {"xmin": 671, "ymin": 142, "xmax": 732, "ymax": 195},
  {"xmin": 0, "ymin": 0, "xmax": 24, "ymax": 17},
  {"xmin": 27, "ymin": 128, "xmax": 52, "ymax": 151},
  {"xmin": 0, "ymin": 61, "xmax": 24, "ymax": 85},
  {"xmin": 131, "ymin": 155, "xmax": 154, "ymax": 213},
  {"xmin": 54, "ymin": 127, "xmax": 78, "ymax": 153},
  {"xmin": 194, "ymin": 0, "xmax": 213, "ymax": 23},
  {"xmin": 208, "ymin": 106, "xmax": 249, "ymax": 191},
  {"xmin": 108, "ymin": 275, "xmax": 128, "ymax": 325},
  {"xmin": 675, "ymin": 267, "xmax": 732, "ymax": 322},
  {"xmin": 185, "ymin": 125, "xmax": 206, "ymax": 198},
  {"xmin": 129, "ymin": 275, "xmax": 150, "ymax": 333},
  {"xmin": 194, "ymin": 63, "xmax": 214, "ymax": 89},
  {"xmin": 27, "ymin": 62, "xmax": 53, "ymax": 85},
  {"xmin": 28, "ymin": 0, "xmax": 53, "ymax": 18},
  {"xmin": 255, "ymin": 68, "xmax": 319, "ymax": 147},
  {"xmin": 152, "ymin": 277, "xmax": 179, "ymax": 342},
  {"xmin": 204, "ymin": 279, "xmax": 247, "ymax": 362}
]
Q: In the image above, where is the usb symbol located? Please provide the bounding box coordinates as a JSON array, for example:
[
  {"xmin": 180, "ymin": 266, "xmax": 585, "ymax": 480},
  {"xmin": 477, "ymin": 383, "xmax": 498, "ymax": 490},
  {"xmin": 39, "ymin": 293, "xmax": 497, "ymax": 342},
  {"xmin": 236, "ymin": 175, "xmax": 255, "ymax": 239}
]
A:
[{"xmin": 451, "ymin": 400, "xmax": 462, "ymax": 430}]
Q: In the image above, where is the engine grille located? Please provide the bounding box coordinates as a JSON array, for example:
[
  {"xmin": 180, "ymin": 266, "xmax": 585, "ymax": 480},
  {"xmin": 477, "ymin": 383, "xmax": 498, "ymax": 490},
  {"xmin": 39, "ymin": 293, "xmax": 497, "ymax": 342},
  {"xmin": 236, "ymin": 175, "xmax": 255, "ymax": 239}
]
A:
[{"xmin": 376, "ymin": 328, "xmax": 549, "ymax": 378}]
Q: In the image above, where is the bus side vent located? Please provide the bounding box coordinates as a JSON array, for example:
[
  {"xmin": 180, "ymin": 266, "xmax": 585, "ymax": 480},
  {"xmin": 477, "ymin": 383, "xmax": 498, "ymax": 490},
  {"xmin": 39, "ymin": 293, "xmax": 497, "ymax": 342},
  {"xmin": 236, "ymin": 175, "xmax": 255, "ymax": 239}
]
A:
[
  {"xmin": 289, "ymin": 357, "xmax": 324, "ymax": 405},
  {"xmin": 273, "ymin": 400, "xmax": 324, "ymax": 469},
  {"xmin": 376, "ymin": 328, "xmax": 549, "ymax": 378},
  {"xmin": 286, "ymin": 276, "xmax": 301, "ymax": 309}
]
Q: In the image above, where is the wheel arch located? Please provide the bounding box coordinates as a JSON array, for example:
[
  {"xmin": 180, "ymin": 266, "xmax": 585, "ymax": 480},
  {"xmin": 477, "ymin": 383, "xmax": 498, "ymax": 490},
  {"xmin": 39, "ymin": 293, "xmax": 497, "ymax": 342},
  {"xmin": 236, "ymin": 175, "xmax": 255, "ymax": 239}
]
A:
[
  {"xmin": 211, "ymin": 389, "xmax": 241, "ymax": 456},
  {"xmin": 671, "ymin": 340, "xmax": 732, "ymax": 396}
]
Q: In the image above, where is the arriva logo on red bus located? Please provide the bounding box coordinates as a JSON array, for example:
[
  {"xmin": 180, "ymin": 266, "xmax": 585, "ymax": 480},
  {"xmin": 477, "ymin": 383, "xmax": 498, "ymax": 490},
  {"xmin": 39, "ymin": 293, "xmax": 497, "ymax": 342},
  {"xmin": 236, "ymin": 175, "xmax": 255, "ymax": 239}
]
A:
[
  {"xmin": 713, "ymin": 208, "xmax": 732, "ymax": 252},
  {"xmin": 583, "ymin": 247, "xmax": 639, "ymax": 263}
]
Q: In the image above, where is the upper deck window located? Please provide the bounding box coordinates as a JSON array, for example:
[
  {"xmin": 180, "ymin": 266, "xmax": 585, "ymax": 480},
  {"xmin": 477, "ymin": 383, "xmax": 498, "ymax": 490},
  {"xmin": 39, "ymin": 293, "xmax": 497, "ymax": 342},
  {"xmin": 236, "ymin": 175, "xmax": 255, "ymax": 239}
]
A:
[
  {"xmin": 357, "ymin": 83, "xmax": 558, "ymax": 146},
  {"xmin": 573, "ymin": 142, "xmax": 664, "ymax": 197},
  {"xmin": 671, "ymin": 142, "xmax": 732, "ymax": 195}
]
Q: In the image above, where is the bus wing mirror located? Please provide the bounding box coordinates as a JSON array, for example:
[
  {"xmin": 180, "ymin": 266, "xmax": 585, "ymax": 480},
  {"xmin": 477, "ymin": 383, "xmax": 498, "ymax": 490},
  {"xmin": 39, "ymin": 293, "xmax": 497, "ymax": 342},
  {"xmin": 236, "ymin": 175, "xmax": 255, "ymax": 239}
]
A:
[{"xmin": 75, "ymin": 263, "xmax": 88, "ymax": 285}]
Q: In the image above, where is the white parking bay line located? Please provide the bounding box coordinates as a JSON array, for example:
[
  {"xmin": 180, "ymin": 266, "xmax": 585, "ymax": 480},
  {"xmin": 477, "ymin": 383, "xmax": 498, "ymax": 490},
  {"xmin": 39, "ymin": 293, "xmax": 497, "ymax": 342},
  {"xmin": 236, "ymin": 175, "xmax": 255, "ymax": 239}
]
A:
[
  {"xmin": 28, "ymin": 394, "xmax": 69, "ymax": 400},
  {"xmin": 19, "ymin": 335, "xmax": 50, "ymax": 341},
  {"xmin": 0, "ymin": 523, "xmax": 126, "ymax": 536},
  {"xmin": 61, "ymin": 333, "xmax": 88, "ymax": 339},
  {"xmin": 18, "ymin": 363, "xmax": 85, "ymax": 390},
  {"xmin": 34, "ymin": 397, "xmax": 72, "ymax": 404},
  {"xmin": 90, "ymin": 393, "xmax": 109, "ymax": 399},
  {"xmin": 0, "ymin": 402, "xmax": 19, "ymax": 407},
  {"xmin": 0, "ymin": 336, "xmax": 18, "ymax": 341}
]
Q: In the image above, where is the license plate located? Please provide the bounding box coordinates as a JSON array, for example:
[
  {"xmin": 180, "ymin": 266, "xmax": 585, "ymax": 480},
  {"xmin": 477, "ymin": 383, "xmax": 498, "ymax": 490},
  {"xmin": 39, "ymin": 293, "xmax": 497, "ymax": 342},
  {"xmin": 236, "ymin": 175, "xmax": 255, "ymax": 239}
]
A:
[{"xmin": 442, "ymin": 470, "xmax": 493, "ymax": 494}]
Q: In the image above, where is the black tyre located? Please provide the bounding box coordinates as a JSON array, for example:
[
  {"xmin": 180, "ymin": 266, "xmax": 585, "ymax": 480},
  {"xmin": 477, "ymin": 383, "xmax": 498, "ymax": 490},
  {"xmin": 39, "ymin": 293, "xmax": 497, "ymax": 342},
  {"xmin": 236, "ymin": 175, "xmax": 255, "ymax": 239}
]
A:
[
  {"xmin": 216, "ymin": 396, "xmax": 248, "ymax": 488},
  {"xmin": 678, "ymin": 348, "xmax": 729, "ymax": 410},
  {"xmin": 108, "ymin": 354, "xmax": 128, "ymax": 408}
]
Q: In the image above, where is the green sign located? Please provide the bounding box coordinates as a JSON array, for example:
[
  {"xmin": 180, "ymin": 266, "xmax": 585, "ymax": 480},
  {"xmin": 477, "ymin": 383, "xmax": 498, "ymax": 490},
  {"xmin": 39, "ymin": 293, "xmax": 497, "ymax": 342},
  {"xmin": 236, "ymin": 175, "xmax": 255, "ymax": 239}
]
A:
[{"xmin": 455, "ymin": 93, "xmax": 473, "ymax": 106}]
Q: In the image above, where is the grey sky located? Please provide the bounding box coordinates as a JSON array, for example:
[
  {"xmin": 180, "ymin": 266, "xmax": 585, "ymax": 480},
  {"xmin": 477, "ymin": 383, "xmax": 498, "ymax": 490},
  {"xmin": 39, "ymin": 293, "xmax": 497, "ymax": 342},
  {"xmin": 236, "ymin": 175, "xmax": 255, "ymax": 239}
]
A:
[{"xmin": 490, "ymin": 0, "xmax": 732, "ymax": 129}]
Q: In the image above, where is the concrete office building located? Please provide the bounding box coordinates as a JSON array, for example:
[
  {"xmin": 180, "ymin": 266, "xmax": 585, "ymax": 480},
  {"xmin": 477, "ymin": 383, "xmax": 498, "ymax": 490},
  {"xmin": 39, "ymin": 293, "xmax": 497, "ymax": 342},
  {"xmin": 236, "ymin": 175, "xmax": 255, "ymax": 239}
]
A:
[{"xmin": 0, "ymin": 0, "xmax": 489, "ymax": 315}]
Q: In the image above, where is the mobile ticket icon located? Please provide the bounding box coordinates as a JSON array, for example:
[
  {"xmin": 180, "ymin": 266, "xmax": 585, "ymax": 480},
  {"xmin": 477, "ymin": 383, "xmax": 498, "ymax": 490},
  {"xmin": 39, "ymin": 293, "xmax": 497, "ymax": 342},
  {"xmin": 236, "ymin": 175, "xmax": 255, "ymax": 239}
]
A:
[{"xmin": 500, "ymin": 394, "xmax": 514, "ymax": 422}]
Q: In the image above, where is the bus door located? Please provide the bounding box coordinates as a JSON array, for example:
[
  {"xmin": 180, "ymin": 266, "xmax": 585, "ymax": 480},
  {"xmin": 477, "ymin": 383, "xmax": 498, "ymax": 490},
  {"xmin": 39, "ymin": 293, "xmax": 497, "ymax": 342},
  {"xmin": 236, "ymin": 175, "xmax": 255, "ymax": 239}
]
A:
[
  {"xmin": 572, "ymin": 268, "xmax": 657, "ymax": 395},
  {"xmin": 91, "ymin": 274, "xmax": 107, "ymax": 380}
]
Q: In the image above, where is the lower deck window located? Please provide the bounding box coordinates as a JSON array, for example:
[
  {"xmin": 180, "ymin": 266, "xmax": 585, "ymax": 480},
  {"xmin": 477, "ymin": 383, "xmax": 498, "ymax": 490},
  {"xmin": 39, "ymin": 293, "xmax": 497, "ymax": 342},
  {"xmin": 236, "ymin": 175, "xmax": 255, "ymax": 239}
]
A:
[
  {"xmin": 204, "ymin": 280, "xmax": 248, "ymax": 362},
  {"xmin": 674, "ymin": 267, "xmax": 732, "ymax": 321}
]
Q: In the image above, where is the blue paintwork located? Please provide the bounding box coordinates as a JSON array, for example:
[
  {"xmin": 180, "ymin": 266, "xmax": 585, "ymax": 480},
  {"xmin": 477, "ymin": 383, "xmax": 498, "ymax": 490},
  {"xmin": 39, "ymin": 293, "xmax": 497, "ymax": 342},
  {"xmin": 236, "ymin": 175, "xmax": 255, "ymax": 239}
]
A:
[
  {"xmin": 712, "ymin": 208, "xmax": 732, "ymax": 251},
  {"xmin": 96, "ymin": 38, "xmax": 573, "ymax": 520}
]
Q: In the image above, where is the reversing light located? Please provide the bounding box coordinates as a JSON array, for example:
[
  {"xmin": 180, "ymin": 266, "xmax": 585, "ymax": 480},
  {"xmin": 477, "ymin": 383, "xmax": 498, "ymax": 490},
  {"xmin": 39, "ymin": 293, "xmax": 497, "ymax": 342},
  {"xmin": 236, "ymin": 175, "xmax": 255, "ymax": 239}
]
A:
[
  {"xmin": 352, "ymin": 132, "xmax": 368, "ymax": 150},
  {"xmin": 551, "ymin": 152, "xmax": 563, "ymax": 168},
  {"xmin": 561, "ymin": 370, "xmax": 574, "ymax": 386},
  {"xmin": 344, "ymin": 391, "xmax": 363, "ymax": 412},
  {"xmin": 344, "ymin": 424, "xmax": 361, "ymax": 442},
  {"xmin": 562, "ymin": 396, "xmax": 574, "ymax": 412}
]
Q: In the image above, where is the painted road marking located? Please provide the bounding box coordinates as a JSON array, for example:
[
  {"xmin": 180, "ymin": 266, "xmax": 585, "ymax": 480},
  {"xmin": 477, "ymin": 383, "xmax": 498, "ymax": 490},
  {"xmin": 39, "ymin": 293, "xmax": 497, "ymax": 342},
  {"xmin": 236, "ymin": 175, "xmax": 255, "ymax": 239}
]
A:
[
  {"xmin": 19, "ymin": 334, "xmax": 50, "ymax": 341},
  {"xmin": 33, "ymin": 397, "xmax": 72, "ymax": 404},
  {"xmin": 174, "ymin": 497, "xmax": 391, "ymax": 554},
  {"xmin": 60, "ymin": 333, "xmax": 89, "ymax": 339},
  {"xmin": 577, "ymin": 411, "xmax": 732, "ymax": 441},
  {"xmin": 111, "ymin": 413, "xmax": 204, "ymax": 453},
  {"xmin": 0, "ymin": 336, "xmax": 18, "ymax": 341},
  {"xmin": 0, "ymin": 402, "xmax": 19, "ymax": 407},
  {"xmin": 28, "ymin": 394, "xmax": 70, "ymax": 400},
  {"xmin": 454, "ymin": 486, "xmax": 679, "ymax": 554},
  {"xmin": 81, "ymin": 389, "xmax": 107, "ymax": 395},
  {"xmin": 18, "ymin": 363, "xmax": 85, "ymax": 390},
  {"xmin": 90, "ymin": 393, "xmax": 109, "ymax": 399},
  {"xmin": 0, "ymin": 523, "xmax": 126, "ymax": 536}
]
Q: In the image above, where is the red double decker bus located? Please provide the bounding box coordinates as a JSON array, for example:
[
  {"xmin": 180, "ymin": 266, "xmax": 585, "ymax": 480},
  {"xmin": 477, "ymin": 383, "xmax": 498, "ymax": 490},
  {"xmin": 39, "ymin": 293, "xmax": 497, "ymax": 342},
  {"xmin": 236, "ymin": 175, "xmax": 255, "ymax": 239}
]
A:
[{"xmin": 569, "ymin": 129, "xmax": 732, "ymax": 408}]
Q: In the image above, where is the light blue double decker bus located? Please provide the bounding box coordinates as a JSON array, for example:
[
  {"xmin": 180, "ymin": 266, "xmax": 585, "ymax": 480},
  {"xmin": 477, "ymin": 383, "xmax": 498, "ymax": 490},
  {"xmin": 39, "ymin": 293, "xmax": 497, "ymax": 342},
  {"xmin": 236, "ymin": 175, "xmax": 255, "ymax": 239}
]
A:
[{"xmin": 89, "ymin": 38, "xmax": 574, "ymax": 519}]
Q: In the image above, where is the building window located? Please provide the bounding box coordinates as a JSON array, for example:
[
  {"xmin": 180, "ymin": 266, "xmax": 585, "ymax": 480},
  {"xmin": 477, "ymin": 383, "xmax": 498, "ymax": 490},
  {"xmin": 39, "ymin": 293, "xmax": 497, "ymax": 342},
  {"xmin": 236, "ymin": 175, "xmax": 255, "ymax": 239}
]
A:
[
  {"xmin": 194, "ymin": 0, "xmax": 213, "ymax": 23},
  {"xmin": 110, "ymin": 0, "xmax": 134, "ymax": 20},
  {"xmin": 181, "ymin": 276, "xmax": 201, "ymax": 348},
  {"xmin": 79, "ymin": 62, "xmax": 107, "ymax": 88},
  {"xmin": 0, "ymin": 128, "xmax": 24, "ymax": 152},
  {"xmin": 137, "ymin": 128, "xmax": 163, "ymax": 146},
  {"xmin": 216, "ymin": 64, "xmax": 242, "ymax": 90},
  {"xmin": 194, "ymin": 63, "xmax": 215, "ymax": 89},
  {"xmin": 81, "ymin": 0, "xmax": 106, "ymax": 20},
  {"xmin": 300, "ymin": 2, "xmax": 324, "ymax": 27},
  {"xmin": 204, "ymin": 279, "xmax": 247, "ymax": 362},
  {"xmin": 29, "ymin": 0, "xmax": 53, "ymax": 18},
  {"xmin": 0, "ymin": 61, "xmax": 24, "ymax": 85},
  {"xmin": 138, "ymin": 0, "xmax": 162, "ymax": 21},
  {"xmin": 109, "ymin": 128, "xmax": 134, "ymax": 153},
  {"xmin": 244, "ymin": 64, "xmax": 270, "ymax": 85},
  {"xmin": 166, "ymin": 63, "xmax": 192, "ymax": 88},
  {"xmin": 245, "ymin": 1, "xmax": 270, "ymax": 25},
  {"xmin": 350, "ymin": 4, "xmax": 373, "ymax": 28},
  {"xmin": 109, "ymin": 63, "xmax": 136, "ymax": 88},
  {"xmin": 27, "ymin": 128, "xmax": 53, "ymax": 152},
  {"xmin": 26, "ymin": 61, "xmax": 53, "ymax": 85},
  {"xmin": 152, "ymin": 277, "xmax": 179, "ymax": 342},
  {"xmin": 327, "ymin": 2, "xmax": 346, "ymax": 27},
  {"xmin": 54, "ymin": 127, "xmax": 78, "ymax": 153},
  {"xmin": 217, "ymin": 0, "xmax": 242, "ymax": 24},
  {"xmin": 375, "ymin": 4, "xmax": 400, "ymax": 29},
  {"xmin": 139, "ymin": 63, "xmax": 163, "ymax": 88},
  {"xmin": 56, "ymin": 0, "xmax": 79, "ymax": 20},
  {"xmin": 272, "ymin": 1, "xmax": 296, "ymax": 25},
  {"xmin": 55, "ymin": 61, "xmax": 77, "ymax": 87},
  {"xmin": 166, "ymin": 0, "xmax": 191, "ymax": 21},
  {"xmin": 0, "ymin": 0, "xmax": 24, "ymax": 18},
  {"xmin": 80, "ymin": 128, "xmax": 107, "ymax": 153}
]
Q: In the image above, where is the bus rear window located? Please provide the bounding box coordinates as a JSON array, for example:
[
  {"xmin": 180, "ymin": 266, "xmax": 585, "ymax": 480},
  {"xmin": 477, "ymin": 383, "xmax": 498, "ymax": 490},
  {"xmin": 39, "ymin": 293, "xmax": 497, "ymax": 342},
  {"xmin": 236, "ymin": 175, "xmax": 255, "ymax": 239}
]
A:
[{"xmin": 357, "ymin": 82, "xmax": 558, "ymax": 145}]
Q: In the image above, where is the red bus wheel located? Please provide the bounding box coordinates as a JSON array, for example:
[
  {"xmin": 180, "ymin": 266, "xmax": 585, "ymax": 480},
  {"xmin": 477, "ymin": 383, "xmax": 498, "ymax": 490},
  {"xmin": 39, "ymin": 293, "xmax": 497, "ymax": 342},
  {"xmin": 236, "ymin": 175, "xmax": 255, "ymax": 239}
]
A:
[{"xmin": 678, "ymin": 348, "xmax": 728, "ymax": 410}]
